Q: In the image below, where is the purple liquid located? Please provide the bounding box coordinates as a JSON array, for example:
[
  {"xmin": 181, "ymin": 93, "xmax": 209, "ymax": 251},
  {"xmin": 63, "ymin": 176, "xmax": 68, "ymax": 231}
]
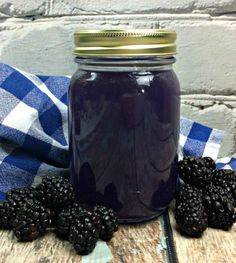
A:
[{"xmin": 68, "ymin": 69, "xmax": 180, "ymax": 223}]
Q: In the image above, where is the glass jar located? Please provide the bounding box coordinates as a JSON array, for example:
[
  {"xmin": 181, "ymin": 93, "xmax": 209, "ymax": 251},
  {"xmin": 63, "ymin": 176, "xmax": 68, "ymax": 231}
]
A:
[{"xmin": 69, "ymin": 29, "xmax": 180, "ymax": 223}]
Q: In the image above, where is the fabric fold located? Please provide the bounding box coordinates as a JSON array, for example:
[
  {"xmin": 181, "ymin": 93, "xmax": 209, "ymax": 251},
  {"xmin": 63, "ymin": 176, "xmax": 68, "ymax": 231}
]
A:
[{"xmin": 0, "ymin": 62, "xmax": 234, "ymax": 201}]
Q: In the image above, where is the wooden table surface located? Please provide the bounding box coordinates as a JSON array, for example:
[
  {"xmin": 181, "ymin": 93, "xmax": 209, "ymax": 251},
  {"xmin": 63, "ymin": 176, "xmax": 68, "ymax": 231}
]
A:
[
  {"xmin": 0, "ymin": 210, "xmax": 236, "ymax": 263},
  {"xmin": 169, "ymin": 209, "xmax": 236, "ymax": 263}
]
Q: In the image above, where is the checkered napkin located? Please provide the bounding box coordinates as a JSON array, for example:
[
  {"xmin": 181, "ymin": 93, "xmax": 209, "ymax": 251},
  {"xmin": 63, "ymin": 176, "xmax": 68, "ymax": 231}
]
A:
[{"xmin": 0, "ymin": 62, "xmax": 235, "ymax": 202}]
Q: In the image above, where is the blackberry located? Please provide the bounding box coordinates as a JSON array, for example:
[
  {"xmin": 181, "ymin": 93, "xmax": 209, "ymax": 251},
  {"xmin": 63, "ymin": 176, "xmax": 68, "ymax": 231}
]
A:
[
  {"xmin": 212, "ymin": 169, "xmax": 236, "ymax": 203},
  {"xmin": 36, "ymin": 175, "xmax": 75, "ymax": 210},
  {"xmin": 175, "ymin": 186, "xmax": 207, "ymax": 237},
  {"xmin": 93, "ymin": 205, "xmax": 118, "ymax": 241},
  {"xmin": 178, "ymin": 157, "xmax": 213, "ymax": 188},
  {"xmin": 179, "ymin": 156, "xmax": 205, "ymax": 166},
  {"xmin": 176, "ymin": 184, "xmax": 203, "ymax": 203},
  {"xmin": 6, "ymin": 187, "xmax": 36, "ymax": 201},
  {"xmin": 13, "ymin": 199, "xmax": 53, "ymax": 242},
  {"xmin": 203, "ymin": 184, "xmax": 236, "ymax": 230},
  {"xmin": 69, "ymin": 214, "xmax": 99, "ymax": 255},
  {"xmin": 202, "ymin": 157, "xmax": 216, "ymax": 170},
  {"xmin": 0, "ymin": 201, "xmax": 14, "ymax": 229},
  {"xmin": 0, "ymin": 187, "xmax": 36, "ymax": 229},
  {"xmin": 56, "ymin": 203, "xmax": 89, "ymax": 239}
]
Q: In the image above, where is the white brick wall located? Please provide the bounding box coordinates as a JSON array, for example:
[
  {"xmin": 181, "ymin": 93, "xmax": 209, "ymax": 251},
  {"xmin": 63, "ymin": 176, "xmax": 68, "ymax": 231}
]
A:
[{"xmin": 0, "ymin": 0, "xmax": 236, "ymax": 157}]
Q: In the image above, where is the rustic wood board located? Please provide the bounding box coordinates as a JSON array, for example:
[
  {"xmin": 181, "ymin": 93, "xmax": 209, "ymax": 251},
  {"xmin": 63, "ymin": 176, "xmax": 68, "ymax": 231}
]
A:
[
  {"xmin": 0, "ymin": 219, "xmax": 166, "ymax": 263},
  {"xmin": 169, "ymin": 209, "xmax": 236, "ymax": 263},
  {"xmin": 109, "ymin": 220, "xmax": 164, "ymax": 263},
  {"xmin": 1, "ymin": 211, "xmax": 235, "ymax": 263}
]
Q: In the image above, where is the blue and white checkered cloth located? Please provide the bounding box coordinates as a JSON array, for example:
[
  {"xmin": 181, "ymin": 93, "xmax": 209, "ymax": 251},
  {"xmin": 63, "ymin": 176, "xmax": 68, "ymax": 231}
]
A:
[{"xmin": 0, "ymin": 62, "xmax": 235, "ymax": 201}]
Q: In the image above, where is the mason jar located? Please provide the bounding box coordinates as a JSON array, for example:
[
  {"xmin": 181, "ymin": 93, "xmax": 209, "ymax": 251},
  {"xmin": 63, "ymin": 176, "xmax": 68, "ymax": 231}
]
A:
[{"xmin": 68, "ymin": 29, "xmax": 180, "ymax": 223}]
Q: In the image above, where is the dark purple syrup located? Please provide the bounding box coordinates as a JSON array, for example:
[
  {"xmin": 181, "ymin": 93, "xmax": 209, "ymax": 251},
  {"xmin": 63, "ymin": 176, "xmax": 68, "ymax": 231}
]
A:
[{"xmin": 68, "ymin": 69, "xmax": 180, "ymax": 223}]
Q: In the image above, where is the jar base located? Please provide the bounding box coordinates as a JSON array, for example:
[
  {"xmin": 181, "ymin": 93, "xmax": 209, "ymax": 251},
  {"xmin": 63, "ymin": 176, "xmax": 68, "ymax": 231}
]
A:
[{"xmin": 117, "ymin": 208, "xmax": 166, "ymax": 224}]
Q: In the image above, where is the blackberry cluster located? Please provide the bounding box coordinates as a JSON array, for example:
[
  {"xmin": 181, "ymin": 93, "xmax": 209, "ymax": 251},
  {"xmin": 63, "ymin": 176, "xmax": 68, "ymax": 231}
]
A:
[
  {"xmin": 93, "ymin": 205, "xmax": 119, "ymax": 241},
  {"xmin": 56, "ymin": 205, "xmax": 79, "ymax": 239},
  {"xmin": 175, "ymin": 156, "xmax": 236, "ymax": 237},
  {"xmin": 36, "ymin": 175, "xmax": 75, "ymax": 210},
  {"xmin": 0, "ymin": 201, "xmax": 14, "ymax": 229},
  {"xmin": 202, "ymin": 156, "xmax": 216, "ymax": 170},
  {"xmin": 56, "ymin": 205, "xmax": 118, "ymax": 254},
  {"xmin": 178, "ymin": 157, "xmax": 213, "ymax": 188},
  {"xmin": 6, "ymin": 187, "xmax": 36, "ymax": 200},
  {"xmin": 13, "ymin": 199, "xmax": 53, "ymax": 241},
  {"xmin": 176, "ymin": 184, "xmax": 202, "ymax": 203},
  {"xmin": 213, "ymin": 169, "xmax": 236, "ymax": 203},
  {"xmin": 0, "ymin": 187, "xmax": 36, "ymax": 229},
  {"xmin": 175, "ymin": 185, "xmax": 207, "ymax": 237},
  {"xmin": 56, "ymin": 203, "xmax": 88, "ymax": 239},
  {"xmin": 69, "ymin": 215, "xmax": 100, "ymax": 255},
  {"xmin": 0, "ymin": 176, "xmax": 119, "ymax": 255},
  {"xmin": 203, "ymin": 185, "xmax": 236, "ymax": 230}
]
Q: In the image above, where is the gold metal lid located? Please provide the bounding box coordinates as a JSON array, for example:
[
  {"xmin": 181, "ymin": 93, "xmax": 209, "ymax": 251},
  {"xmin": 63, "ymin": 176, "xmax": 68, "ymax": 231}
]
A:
[{"xmin": 73, "ymin": 29, "xmax": 177, "ymax": 57}]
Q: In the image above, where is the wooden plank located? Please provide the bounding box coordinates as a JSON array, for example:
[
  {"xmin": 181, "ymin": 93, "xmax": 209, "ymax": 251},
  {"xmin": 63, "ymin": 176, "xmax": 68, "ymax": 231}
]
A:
[
  {"xmin": 2, "ymin": 211, "xmax": 235, "ymax": 263},
  {"xmin": 170, "ymin": 209, "xmax": 236, "ymax": 263},
  {"xmin": 0, "ymin": 220, "xmax": 164, "ymax": 263},
  {"xmin": 109, "ymin": 220, "xmax": 164, "ymax": 263},
  {"xmin": 0, "ymin": 230, "xmax": 76, "ymax": 263}
]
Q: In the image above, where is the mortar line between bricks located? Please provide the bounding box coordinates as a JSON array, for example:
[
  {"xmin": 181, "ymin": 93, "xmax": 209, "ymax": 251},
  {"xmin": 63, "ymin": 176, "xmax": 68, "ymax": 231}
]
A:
[
  {"xmin": 181, "ymin": 102, "xmax": 235, "ymax": 110},
  {"xmin": 45, "ymin": 0, "xmax": 50, "ymax": 16},
  {"xmin": 181, "ymin": 95, "xmax": 236, "ymax": 101},
  {"xmin": 1, "ymin": 13, "xmax": 236, "ymax": 22},
  {"xmin": 49, "ymin": 0, "xmax": 54, "ymax": 15}
]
